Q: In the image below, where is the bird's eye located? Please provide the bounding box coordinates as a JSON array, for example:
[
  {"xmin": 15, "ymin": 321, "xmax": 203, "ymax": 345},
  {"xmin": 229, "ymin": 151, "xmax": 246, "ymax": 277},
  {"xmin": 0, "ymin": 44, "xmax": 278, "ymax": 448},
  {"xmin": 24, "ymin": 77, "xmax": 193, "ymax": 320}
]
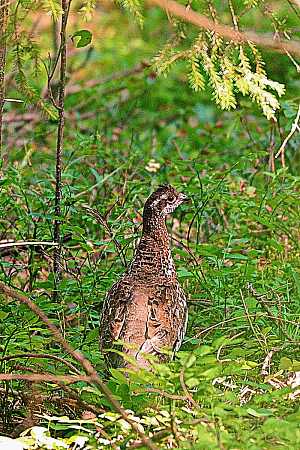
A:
[{"xmin": 167, "ymin": 195, "xmax": 175, "ymax": 202}]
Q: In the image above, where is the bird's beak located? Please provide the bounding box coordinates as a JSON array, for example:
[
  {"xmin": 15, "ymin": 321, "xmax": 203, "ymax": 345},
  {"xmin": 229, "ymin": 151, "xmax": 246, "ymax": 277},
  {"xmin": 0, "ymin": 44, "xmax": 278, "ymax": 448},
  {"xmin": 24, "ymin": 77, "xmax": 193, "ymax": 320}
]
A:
[{"xmin": 179, "ymin": 193, "xmax": 191, "ymax": 203}]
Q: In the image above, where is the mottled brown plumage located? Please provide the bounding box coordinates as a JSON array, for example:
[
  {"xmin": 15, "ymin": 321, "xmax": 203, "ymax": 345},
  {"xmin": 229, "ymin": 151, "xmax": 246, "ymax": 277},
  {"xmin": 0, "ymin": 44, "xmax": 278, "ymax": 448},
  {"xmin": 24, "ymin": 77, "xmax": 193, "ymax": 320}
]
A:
[{"xmin": 99, "ymin": 184, "xmax": 189, "ymax": 370}]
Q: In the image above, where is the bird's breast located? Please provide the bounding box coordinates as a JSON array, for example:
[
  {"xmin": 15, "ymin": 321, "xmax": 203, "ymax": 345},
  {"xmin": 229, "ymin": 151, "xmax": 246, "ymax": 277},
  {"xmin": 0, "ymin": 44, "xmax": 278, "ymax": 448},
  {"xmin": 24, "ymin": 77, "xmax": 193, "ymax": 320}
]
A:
[{"xmin": 127, "ymin": 247, "xmax": 177, "ymax": 283}]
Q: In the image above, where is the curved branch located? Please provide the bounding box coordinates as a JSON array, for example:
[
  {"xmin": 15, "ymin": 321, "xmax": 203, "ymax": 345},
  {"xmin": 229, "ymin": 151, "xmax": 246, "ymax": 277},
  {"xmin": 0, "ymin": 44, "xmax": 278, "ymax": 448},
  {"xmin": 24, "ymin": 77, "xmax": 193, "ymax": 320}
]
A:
[
  {"xmin": 147, "ymin": 0, "xmax": 300, "ymax": 56},
  {"xmin": 0, "ymin": 281, "xmax": 157, "ymax": 450}
]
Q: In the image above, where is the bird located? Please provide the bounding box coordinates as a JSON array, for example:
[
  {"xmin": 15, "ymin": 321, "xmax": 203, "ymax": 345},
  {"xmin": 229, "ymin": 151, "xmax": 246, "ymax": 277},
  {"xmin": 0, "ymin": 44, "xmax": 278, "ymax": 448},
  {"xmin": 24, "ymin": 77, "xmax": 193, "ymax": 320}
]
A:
[{"xmin": 99, "ymin": 183, "xmax": 190, "ymax": 371}]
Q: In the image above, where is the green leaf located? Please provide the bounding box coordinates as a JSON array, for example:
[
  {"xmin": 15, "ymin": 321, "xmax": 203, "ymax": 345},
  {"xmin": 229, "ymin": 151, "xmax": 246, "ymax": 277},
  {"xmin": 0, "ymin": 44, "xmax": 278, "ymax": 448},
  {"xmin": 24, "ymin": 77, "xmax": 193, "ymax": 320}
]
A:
[
  {"xmin": 0, "ymin": 310, "xmax": 9, "ymax": 320},
  {"xmin": 247, "ymin": 408, "xmax": 273, "ymax": 418},
  {"xmin": 72, "ymin": 30, "xmax": 92, "ymax": 48},
  {"xmin": 84, "ymin": 327, "xmax": 99, "ymax": 344},
  {"xmin": 110, "ymin": 368, "xmax": 128, "ymax": 384},
  {"xmin": 278, "ymin": 357, "xmax": 293, "ymax": 370}
]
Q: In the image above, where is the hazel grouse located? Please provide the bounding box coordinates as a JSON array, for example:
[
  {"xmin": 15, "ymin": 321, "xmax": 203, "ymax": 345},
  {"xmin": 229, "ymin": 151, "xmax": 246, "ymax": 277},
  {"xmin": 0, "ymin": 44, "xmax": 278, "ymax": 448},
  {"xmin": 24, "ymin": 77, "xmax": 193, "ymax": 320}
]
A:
[{"xmin": 99, "ymin": 184, "xmax": 189, "ymax": 370}]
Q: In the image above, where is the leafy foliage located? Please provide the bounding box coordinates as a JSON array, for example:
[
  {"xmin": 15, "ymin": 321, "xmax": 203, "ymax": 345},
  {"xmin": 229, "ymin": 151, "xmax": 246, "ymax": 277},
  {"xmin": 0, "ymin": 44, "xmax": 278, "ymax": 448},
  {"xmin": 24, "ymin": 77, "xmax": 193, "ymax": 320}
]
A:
[{"xmin": 123, "ymin": 0, "xmax": 290, "ymax": 119}]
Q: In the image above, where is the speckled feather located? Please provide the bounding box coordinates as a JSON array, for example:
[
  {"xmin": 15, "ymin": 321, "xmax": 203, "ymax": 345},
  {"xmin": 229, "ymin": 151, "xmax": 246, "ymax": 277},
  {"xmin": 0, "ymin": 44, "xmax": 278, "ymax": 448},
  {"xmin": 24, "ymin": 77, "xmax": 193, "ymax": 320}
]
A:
[{"xmin": 99, "ymin": 184, "xmax": 189, "ymax": 370}]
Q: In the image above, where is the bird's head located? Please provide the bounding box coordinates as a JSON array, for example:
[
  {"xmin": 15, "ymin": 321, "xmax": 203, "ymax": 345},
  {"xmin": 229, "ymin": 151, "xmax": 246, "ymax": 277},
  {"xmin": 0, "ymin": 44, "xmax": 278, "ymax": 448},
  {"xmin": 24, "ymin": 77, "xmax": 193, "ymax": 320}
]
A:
[{"xmin": 144, "ymin": 183, "xmax": 190, "ymax": 218}]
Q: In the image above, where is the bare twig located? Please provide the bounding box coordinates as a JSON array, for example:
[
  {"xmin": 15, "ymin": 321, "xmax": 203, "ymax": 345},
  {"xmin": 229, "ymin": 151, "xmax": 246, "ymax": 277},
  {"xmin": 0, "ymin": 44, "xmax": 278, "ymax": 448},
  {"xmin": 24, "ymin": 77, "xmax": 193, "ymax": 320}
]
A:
[
  {"xmin": 294, "ymin": 0, "xmax": 300, "ymax": 10},
  {"xmin": 0, "ymin": 241, "xmax": 58, "ymax": 249},
  {"xmin": 0, "ymin": 352, "xmax": 83, "ymax": 376},
  {"xmin": 185, "ymin": 312, "xmax": 300, "ymax": 344},
  {"xmin": 135, "ymin": 387, "xmax": 186, "ymax": 400},
  {"xmin": 4, "ymin": 98, "xmax": 23, "ymax": 102},
  {"xmin": 126, "ymin": 431, "xmax": 171, "ymax": 450},
  {"xmin": 0, "ymin": 373, "xmax": 92, "ymax": 383},
  {"xmin": 179, "ymin": 365, "xmax": 201, "ymax": 411},
  {"xmin": 261, "ymin": 350, "xmax": 273, "ymax": 375},
  {"xmin": 246, "ymin": 283, "xmax": 296, "ymax": 343},
  {"xmin": 275, "ymin": 102, "xmax": 300, "ymax": 158},
  {"xmin": 53, "ymin": 0, "xmax": 71, "ymax": 296}
]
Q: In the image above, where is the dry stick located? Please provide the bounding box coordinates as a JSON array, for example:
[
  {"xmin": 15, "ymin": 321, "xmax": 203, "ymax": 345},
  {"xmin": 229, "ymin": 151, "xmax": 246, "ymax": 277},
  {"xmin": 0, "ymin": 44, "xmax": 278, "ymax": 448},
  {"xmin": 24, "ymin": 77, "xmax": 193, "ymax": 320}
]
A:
[
  {"xmin": 275, "ymin": 102, "xmax": 300, "ymax": 158},
  {"xmin": 171, "ymin": 235, "xmax": 207, "ymax": 283},
  {"xmin": 0, "ymin": 0, "xmax": 14, "ymax": 8},
  {"xmin": 0, "ymin": 241, "xmax": 58, "ymax": 249},
  {"xmin": 53, "ymin": 0, "xmax": 70, "ymax": 298},
  {"xmin": 179, "ymin": 362, "xmax": 219, "ymax": 445},
  {"xmin": 0, "ymin": 373, "xmax": 92, "ymax": 382},
  {"xmin": 127, "ymin": 431, "xmax": 171, "ymax": 450},
  {"xmin": 0, "ymin": 282, "xmax": 157, "ymax": 450},
  {"xmin": 0, "ymin": 0, "xmax": 8, "ymax": 157},
  {"xmin": 295, "ymin": 0, "xmax": 300, "ymax": 9},
  {"xmin": 147, "ymin": 0, "xmax": 300, "ymax": 56}
]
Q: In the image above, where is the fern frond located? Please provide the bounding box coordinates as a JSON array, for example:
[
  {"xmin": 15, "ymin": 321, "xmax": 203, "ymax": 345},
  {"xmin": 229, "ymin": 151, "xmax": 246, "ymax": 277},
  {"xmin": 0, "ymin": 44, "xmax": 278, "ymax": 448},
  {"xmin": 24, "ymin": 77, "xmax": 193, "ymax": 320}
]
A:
[{"xmin": 187, "ymin": 57, "xmax": 205, "ymax": 92}]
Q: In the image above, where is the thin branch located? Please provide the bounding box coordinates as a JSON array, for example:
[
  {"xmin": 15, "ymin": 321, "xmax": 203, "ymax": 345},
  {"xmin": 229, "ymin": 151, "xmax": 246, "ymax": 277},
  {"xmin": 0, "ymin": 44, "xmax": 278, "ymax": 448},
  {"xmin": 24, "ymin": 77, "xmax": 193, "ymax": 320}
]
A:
[
  {"xmin": 0, "ymin": 0, "xmax": 16, "ymax": 8},
  {"xmin": 0, "ymin": 241, "xmax": 58, "ymax": 249},
  {"xmin": 0, "ymin": 352, "xmax": 83, "ymax": 376},
  {"xmin": 275, "ymin": 102, "xmax": 300, "ymax": 158},
  {"xmin": 53, "ymin": 0, "xmax": 70, "ymax": 296},
  {"xmin": 135, "ymin": 387, "xmax": 186, "ymax": 400},
  {"xmin": 147, "ymin": 0, "xmax": 300, "ymax": 56},
  {"xmin": 184, "ymin": 312, "xmax": 300, "ymax": 344},
  {"xmin": 4, "ymin": 98, "xmax": 23, "ymax": 102},
  {"xmin": 0, "ymin": 373, "xmax": 91, "ymax": 383},
  {"xmin": 179, "ymin": 365, "xmax": 201, "ymax": 412},
  {"xmin": 294, "ymin": 0, "xmax": 300, "ymax": 9}
]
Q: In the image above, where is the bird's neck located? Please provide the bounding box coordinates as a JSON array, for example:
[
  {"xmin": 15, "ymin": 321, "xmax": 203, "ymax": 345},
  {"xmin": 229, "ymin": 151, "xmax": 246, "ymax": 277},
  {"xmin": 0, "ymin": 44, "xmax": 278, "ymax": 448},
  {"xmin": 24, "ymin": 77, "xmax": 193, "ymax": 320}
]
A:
[
  {"xmin": 130, "ymin": 213, "xmax": 177, "ymax": 280},
  {"xmin": 141, "ymin": 210, "xmax": 169, "ymax": 245}
]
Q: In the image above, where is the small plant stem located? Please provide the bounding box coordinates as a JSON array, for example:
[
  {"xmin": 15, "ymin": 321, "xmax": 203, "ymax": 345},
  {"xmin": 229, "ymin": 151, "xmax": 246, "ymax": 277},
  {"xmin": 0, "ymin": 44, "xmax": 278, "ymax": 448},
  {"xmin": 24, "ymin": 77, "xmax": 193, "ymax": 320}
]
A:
[{"xmin": 0, "ymin": 0, "xmax": 8, "ymax": 157}]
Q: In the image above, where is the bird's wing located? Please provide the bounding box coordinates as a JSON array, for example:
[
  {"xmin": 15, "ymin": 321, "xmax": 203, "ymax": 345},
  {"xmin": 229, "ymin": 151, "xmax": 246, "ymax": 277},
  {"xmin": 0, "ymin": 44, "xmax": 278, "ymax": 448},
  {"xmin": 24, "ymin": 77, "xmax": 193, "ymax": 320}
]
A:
[{"xmin": 99, "ymin": 279, "xmax": 187, "ymax": 369}]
